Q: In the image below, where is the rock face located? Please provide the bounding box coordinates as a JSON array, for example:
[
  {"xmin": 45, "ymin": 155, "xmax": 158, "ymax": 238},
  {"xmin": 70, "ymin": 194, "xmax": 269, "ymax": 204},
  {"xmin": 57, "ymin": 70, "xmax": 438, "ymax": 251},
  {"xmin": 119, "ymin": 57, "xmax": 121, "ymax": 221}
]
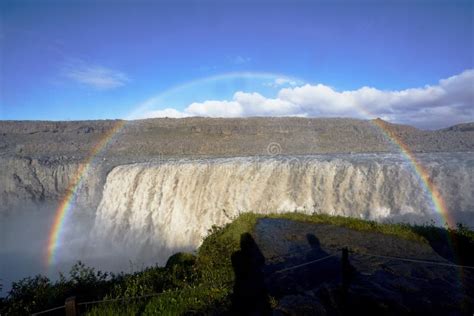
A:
[{"xmin": 0, "ymin": 156, "xmax": 106, "ymax": 216}]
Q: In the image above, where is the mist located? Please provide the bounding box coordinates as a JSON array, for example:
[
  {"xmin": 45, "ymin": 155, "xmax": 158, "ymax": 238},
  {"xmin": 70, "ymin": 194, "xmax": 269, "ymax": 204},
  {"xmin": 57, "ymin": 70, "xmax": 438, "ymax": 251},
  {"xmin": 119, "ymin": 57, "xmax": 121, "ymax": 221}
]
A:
[{"xmin": 0, "ymin": 201, "xmax": 175, "ymax": 296}]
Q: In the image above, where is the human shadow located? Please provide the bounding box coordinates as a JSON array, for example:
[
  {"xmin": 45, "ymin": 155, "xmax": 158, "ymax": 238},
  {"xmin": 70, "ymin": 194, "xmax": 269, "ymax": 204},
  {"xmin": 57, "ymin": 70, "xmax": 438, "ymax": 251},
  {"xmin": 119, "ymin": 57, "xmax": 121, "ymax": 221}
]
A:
[
  {"xmin": 299, "ymin": 234, "xmax": 340, "ymax": 287},
  {"xmin": 306, "ymin": 233, "xmax": 324, "ymax": 259},
  {"xmin": 265, "ymin": 233, "xmax": 341, "ymax": 299},
  {"xmin": 231, "ymin": 233, "xmax": 271, "ymax": 315}
]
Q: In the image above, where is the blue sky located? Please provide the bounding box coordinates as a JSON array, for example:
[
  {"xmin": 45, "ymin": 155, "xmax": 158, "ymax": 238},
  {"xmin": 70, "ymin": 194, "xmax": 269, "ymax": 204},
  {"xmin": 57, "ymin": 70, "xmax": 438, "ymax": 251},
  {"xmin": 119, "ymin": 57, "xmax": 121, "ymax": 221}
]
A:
[{"xmin": 0, "ymin": 0, "xmax": 473, "ymax": 128}]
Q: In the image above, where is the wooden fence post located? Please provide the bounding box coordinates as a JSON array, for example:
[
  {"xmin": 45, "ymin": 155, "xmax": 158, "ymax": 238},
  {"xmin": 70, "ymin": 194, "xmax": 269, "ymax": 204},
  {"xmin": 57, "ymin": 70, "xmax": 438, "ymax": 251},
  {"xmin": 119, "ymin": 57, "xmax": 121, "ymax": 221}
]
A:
[
  {"xmin": 65, "ymin": 296, "xmax": 77, "ymax": 316},
  {"xmin": 341, "ymin": 246, "xmax": 351, "ymax": 311},
  {"xmin": 341, "ymin": 247, "xmax": 350, "ymax": 289}
]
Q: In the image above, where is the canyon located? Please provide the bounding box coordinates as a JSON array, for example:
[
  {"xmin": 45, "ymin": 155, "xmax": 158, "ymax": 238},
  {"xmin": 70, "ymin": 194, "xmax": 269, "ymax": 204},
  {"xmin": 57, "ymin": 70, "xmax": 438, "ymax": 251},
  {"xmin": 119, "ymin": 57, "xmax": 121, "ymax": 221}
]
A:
[{"xmin": 1, "ymin": 117, "xmax": 473, "ymax": 290}]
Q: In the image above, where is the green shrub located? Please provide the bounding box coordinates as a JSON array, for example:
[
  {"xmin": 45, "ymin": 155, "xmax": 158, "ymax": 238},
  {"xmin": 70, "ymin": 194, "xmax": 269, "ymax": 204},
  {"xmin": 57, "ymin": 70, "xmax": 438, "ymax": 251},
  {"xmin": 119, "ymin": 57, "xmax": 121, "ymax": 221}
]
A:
[
  {"xmin": 3, "ymin": 275, "xmax": 55, "ymax": 315},
  {"xmin": 142, "ymin": 285, "xmax": 229, "ymax": 315},
  {"xmin": 1, "ymin": 261, "xmax": 119, "ymax": 315},
  {"xmin": 165, "ymin": 252, "xmax": 196, "ymax": 269},
  {"xmin": 87, "ymin": 302, "xmax": 143, "ymax": 316}
]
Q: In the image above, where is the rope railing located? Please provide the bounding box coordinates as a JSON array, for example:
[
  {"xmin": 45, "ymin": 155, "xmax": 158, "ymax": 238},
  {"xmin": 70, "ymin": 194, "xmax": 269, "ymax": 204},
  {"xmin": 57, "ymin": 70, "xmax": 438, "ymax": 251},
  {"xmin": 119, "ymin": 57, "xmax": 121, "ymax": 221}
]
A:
[
  {"xmin": 273, "ymin": 253, "xmax": 339, "ymax": 274},
  {"xmin": 77, "ymin": 292, "xmax": 163, "ymax": 308},
  {"xmin": 265, "ymin": 244, "xmax": 357, "ymax": 262},
  {"xmin": 268, "ymin": 247, "xmax": 474, "ymax": 276},
  {"xmin": 31, "ymin": 293, "xmax": 164, "ymax": 315},
  {"xmin": 350, "ymin": 251, "xmax": 474, "ymax": 270},
  {"xmin": 31, "ymin": 304, "xmax": 65, "ymax": 315}
]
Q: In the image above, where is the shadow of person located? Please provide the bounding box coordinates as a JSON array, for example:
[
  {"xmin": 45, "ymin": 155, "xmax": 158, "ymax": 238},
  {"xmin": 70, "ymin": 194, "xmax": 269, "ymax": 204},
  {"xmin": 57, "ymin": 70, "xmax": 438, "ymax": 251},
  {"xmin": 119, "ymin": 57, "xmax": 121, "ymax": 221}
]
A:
[
  {"xmin": 231, "ymin": 233, "xmax": 271, "ymax": 315},
  {"xmin": 298, "ymin": 234, "xmax": 338, "ymax": 284},
  {"xmin": 307, "ymin": 233, "xmax": 321, "ymax": 250},
  {"xmin": 305, "ymin": 233, "xmax": 329, "ymax": 261}
]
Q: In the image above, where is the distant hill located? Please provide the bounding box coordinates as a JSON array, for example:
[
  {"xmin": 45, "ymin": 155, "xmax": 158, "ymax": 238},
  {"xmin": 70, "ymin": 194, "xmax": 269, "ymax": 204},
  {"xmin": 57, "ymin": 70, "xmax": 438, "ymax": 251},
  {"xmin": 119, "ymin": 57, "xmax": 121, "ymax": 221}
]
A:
[
  {"xmin": 0, "ymin": 118, "xmax": 473, "ymax": 162},
  {"xmin": 441, "ymin": 122, "xmax": 474, "ymax": 132}
]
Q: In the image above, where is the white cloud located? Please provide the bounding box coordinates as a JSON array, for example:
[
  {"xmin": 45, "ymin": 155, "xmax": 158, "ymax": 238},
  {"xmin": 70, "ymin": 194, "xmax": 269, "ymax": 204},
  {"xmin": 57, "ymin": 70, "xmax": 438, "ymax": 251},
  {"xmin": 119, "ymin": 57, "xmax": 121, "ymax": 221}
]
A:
[
  {"xmin": 187, "ymin": 99, "xmax": 243, "ymax": 117},
  {"xmin": 136, "ymin": 108, "xmax": 190, "ymax": 119},
  {"xmin": 276, "ymin": 78, "xmax": 296, "ymax": 86},
  {"xmin": 137, "ymin": 69, "xmax": 474, "ymax": 129},
  {"xmin": 64, "ymin": 61, "xmax": 129, "ymax": 90},
  {"xmin": 231, "ymin": 56, "xmax": 251, "ymax": 65},
  {"xmin": 265, "ymin": 77, "xmax": 300, "ymax": 88}
]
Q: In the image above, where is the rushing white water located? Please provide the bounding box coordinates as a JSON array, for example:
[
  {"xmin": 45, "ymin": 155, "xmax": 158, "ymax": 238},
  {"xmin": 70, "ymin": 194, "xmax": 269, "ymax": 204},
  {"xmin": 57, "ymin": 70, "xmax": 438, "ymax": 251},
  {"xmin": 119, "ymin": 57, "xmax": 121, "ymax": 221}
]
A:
[{"xmin": 90, "ymin": 153, "xmax": 474, "ymax": 265}]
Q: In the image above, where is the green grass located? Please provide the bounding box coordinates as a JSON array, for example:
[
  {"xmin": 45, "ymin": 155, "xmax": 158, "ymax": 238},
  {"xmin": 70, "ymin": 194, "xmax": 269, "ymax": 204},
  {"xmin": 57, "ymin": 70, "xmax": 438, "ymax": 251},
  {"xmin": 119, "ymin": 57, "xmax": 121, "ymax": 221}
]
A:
[
  {"xmin": 258, "ymin": 212, "xmax": 426, "ymax": 242},
  {"xmin": 2, "ymin": 212, "xmax": 472, "ymax": 315}
]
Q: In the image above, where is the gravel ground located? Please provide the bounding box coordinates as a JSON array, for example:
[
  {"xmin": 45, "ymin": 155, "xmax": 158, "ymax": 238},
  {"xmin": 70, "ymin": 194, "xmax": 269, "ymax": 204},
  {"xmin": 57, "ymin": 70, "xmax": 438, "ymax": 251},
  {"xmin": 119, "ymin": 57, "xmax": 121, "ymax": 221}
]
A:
[{"xmin": 251, "ymin": 218, "xmax": 473, "ymax": 315}]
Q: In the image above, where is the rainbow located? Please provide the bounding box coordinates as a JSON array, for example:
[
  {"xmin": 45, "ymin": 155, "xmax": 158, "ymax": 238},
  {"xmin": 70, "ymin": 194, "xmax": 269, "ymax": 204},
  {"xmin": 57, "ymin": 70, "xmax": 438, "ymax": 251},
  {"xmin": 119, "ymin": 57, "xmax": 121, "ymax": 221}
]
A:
[
  {"xmin": 371, "ymin": 118, "xmax": 454, "ymax": 227},
  {"xmin": 45, "ymin": 72, "xmax": 457, "ymax": 267},
  {"xmin": 46, "ymin": 120, "xmax": 126, "ymax": 266},
  {"xmin": 370, "ymin": 119, "xmax": 466, "ymax": 287}
]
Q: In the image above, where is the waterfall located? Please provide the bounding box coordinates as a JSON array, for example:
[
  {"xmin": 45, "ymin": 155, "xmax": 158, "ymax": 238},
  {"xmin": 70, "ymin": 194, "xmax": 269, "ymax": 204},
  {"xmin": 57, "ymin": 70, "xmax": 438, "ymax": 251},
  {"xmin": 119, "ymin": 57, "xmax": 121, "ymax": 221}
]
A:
[{"xmin": 90, "ymin": 153, "xmax": 474, "ymax": 265}]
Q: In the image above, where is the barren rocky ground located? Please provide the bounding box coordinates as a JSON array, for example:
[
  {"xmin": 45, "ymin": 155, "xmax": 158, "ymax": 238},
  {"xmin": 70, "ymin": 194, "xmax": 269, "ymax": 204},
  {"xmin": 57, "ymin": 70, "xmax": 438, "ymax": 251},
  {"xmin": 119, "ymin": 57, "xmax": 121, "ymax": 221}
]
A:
[
  {"xmin": 1, "ymin": 117, "xmax": 473, "ymax": 162},
  {"xmin": 254, "ymin": 218, "xmax": 473, "ymax": 315}
]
